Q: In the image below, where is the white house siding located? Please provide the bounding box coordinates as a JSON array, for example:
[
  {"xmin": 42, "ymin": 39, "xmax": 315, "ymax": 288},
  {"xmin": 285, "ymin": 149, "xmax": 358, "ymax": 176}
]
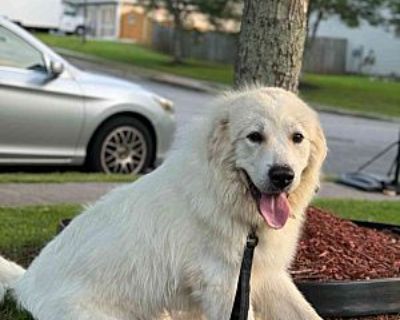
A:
[{"xmin": 315, "ymin": 15, "xmax": 400, "ymax": 76}]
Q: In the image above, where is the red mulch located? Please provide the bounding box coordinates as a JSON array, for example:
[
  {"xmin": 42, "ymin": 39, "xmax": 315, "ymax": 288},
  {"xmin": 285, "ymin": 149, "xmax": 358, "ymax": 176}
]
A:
[{"xmin": 291, "ymin": 207, "xmax": 400, "ymax": 282}]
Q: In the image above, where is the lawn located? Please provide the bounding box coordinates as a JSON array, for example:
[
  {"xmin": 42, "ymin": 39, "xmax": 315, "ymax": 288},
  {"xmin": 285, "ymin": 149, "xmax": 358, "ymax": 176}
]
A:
[
  {"xmin": 313, "ymin": 198, "xmax": 400, "ymax": 225},
  {"xmin": 0, "ymin": 200, "xmax": 399, "ymax": 319},
  {"xmin": 37, "ymin": 34, "xmax": 400, "ymax": 118},
  {"xmin": 0, "ymin": 205, "xmax": 81, "ymax": 320},
  {"xmin": 37, "ymin": 33, "xmax": 233, "ymax": 85},
  {"xmin": 0, "ymin": 172, "xmax": 137, "ymax": 184},
  {"xmin": 300, "ymin": 74, "xmax": 400, "ymax": 118}
]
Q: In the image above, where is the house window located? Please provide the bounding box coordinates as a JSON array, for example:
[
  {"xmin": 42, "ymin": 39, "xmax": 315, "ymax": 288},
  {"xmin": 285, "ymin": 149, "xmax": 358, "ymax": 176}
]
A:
[
  {"xmin": 128, "ymin": 14, "xmax": 136, "ymax": 25},
  {"xmin": 99, "ymin": 5, "xmax": 116, "ymax": 37}
]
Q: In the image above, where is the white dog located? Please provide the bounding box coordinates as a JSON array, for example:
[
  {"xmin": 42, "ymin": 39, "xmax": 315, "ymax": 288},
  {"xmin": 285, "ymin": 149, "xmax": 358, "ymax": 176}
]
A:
[{"xmin": 0, "ymin": 87, "xmax": 327, "ymax": 320}]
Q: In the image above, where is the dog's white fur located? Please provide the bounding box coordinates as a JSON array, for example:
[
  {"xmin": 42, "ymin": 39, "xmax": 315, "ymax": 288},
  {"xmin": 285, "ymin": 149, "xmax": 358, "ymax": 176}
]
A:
[{"xmin": 0, "ymin": 87, "xmax": 327, "ymax": 320}]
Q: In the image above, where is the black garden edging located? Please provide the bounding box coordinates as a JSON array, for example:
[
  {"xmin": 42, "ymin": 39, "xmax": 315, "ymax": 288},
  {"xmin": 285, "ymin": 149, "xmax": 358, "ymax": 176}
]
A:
[
  {"xmin": 57, "ymin": 219, "xmax": 400, "ymax": 317},
  {"xmin": 296, "ymin": 277, "xmax": 400, "ymax": 318},
  {"xmin": 296, "ymin": 220, "xmax": 400, "ymax": 318}
]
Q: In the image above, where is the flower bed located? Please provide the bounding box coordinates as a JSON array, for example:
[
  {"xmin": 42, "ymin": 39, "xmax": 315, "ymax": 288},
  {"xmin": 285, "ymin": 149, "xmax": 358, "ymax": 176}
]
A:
[
  {"xmin": 293, "ymin": 207, "xmax": 400, "ymax": 318},
  {"xmin": 292, "ymin": 207, "xmax": 400, "ymax": 281}
]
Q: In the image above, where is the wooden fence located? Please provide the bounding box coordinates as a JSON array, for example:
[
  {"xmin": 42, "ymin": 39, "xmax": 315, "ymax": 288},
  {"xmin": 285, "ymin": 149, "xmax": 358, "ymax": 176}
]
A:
[{"xmin": 152, "ymin": 24, "xmax": 347, "ymax": 74}]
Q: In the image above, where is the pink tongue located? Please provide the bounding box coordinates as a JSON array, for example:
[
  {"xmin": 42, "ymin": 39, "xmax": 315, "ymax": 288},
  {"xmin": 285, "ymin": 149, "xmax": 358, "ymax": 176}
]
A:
[{"xmin": 259, "ymin": 194, "xmax": 290, "ymax": 229}]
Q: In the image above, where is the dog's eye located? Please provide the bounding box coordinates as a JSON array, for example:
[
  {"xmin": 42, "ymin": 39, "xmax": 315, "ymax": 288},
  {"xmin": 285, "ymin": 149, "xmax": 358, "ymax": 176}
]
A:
[
  {"xmin": 292, "ymin": 132, "xmax": 304, "ymax": 144},
  {"xmin": 247, "ymin": 132, "xmax": 264, "ymax": 143}
]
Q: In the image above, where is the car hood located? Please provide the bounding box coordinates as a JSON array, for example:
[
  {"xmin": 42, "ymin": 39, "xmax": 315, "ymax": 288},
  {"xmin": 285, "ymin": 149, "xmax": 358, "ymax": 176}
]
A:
[{"xmin": 74, "ymin": 70, "xmax": 154, "ymax": 100}]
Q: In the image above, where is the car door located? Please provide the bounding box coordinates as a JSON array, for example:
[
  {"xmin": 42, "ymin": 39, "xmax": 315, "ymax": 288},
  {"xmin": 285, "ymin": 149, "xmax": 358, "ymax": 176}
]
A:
[{"xmin": 0, "ymin": 25, "xmax": 84, "ymax": 164}]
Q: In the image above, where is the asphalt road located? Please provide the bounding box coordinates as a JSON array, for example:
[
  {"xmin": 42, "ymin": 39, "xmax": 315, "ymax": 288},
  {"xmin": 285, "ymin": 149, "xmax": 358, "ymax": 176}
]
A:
[{"xmin": 70, "ymin": 57, "xmax": 400, "ymax": 177}]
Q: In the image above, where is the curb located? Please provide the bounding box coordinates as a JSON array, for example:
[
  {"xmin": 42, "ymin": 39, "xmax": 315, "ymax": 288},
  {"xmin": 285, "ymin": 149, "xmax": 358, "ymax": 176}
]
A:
[
  {"xmin": 313, "ymin": 104, "xmax": 400, "ymax": 123},
  {"xmin": 56, "ymin": 47, "xmax": 399, "ymax": 123},
  {"xmin": 55, "ymin": 48, "xmax": 226, "ymax": 94}
]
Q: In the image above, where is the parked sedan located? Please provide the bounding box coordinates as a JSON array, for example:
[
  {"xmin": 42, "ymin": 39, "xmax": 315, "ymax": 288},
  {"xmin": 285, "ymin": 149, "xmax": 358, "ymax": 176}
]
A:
[{"xmin": 0, "ymin": 17, "xmax": 176, "ymax": 174}]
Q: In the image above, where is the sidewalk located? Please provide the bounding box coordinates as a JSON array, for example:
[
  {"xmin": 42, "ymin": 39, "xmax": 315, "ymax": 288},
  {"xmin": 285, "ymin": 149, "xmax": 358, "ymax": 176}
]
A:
[{"xmin": 0, "ymin": 182, "xmax": 396, "ymax": 207}]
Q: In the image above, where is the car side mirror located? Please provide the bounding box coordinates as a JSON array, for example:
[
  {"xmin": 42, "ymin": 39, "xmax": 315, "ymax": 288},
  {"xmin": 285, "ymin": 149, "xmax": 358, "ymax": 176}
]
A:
[{"xmin": 47, "ymin": 60, "xmax": 64, "ymax": 80}]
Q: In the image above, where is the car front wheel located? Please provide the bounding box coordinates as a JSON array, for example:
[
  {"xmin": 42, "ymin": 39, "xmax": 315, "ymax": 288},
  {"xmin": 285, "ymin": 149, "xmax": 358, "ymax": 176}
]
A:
[{"xmin": 87, "ymin": 117, "xmax": 154, "ymax": 174}]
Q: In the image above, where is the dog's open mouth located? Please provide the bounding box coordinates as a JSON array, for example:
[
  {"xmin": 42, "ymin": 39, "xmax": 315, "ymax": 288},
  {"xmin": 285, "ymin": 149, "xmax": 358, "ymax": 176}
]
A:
[{"xmin": 243, "ymin": 171, "xmax": 290, "ymax": 230}]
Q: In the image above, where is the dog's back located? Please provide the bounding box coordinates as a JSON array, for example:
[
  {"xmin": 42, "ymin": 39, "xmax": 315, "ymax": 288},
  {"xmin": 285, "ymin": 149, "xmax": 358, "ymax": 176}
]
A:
[{"xmin": 12, "ymin": 165, "xmax": 200, "ymax": 319}]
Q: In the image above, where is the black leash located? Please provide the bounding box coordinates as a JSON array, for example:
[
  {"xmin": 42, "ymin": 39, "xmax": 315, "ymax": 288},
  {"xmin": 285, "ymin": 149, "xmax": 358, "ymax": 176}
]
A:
[{"xmin": 230, "ymin": 230, "xmax": 258, "ymax": 320}]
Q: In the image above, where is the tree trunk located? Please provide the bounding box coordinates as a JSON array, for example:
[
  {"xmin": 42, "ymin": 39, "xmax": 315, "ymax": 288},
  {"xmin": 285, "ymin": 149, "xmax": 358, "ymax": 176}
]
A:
[
  {"xmin": 172, "ymin": 11, "xmax": 184, "ymax": 64},
  {"xmin": 234, "ymin": 0, "xmax": 310, "ymax": 93},
  {"xmin": 308, "ymin": 9, "xmax": 323, "ymax": 49}
]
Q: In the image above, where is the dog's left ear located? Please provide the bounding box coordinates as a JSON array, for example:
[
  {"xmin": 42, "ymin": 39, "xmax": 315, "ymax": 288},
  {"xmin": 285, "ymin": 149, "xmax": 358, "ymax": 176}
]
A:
[
  {"xmin": 309, "ymin": 122, "xmax": 328, "ymax": 175},
  {"xmin": 301, "ymin": 120, "xmax": 327, "ymax": 183},
  {"xmin": 207, "ymin": 118, "xmax": 231, "ymax": 164},
  {"xmin": 291, "ymin": 120, "xmax": 327, "ymax": 210}
]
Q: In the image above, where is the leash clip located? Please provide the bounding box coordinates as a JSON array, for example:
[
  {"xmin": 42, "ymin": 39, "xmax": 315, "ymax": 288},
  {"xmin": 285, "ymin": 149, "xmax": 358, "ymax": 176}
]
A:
[{"xmin": 246, "ymin": 231, "xmax": 258, "ymax": 248}]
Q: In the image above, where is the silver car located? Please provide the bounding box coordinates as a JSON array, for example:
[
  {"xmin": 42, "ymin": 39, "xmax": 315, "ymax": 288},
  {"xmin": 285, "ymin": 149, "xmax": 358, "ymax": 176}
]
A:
[{"xmin": 0, "ymin": 17, "xmax": 176, "ymax": 174}]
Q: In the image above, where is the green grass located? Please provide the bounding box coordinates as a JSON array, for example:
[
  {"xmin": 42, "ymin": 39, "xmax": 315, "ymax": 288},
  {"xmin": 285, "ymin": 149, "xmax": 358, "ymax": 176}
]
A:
[
  {"xmin": 37, "ymin": 33, "xmax": 234, "ymax": 84},
  {"xmin": 0, "ymin": 205, "xmax": 81, "ymax": 266},
  {"xmin": 313, "ymin": 198, "xmax": 400, "ymax": 225},
  {"xmin": 300, "ymin": 74, "xmax": 400, "ymax": 118},
  {"xmin": 37, "ymin": 33, "xmax": 400, "ymax": 118},
  {"xmin": 1, "ymin": 294, "xmax": 32, "ymax": 320},
  {"xmin": 0, "ymin": 205, "xmax": 81, "ymax": 320},
  {"xmin": 0, "ymin": 172, "xmax": 137, "ymax": 183},
  {"xmin": 0, "ymin": 200, "xmax": 399, "ymax": 318}
]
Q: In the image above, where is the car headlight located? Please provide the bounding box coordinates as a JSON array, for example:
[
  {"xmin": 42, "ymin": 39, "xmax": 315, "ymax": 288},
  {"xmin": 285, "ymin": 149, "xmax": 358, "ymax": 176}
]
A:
[{"xmin": 153, "ymin": 95, "xmax": 174, "ymax": 114}]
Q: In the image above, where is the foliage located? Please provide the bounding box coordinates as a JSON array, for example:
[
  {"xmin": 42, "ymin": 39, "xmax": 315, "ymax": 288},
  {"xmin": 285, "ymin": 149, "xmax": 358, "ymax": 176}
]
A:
[
  {"xmin": 387, "ymin": 0, "xmax": 400, "ymax": 34},
  {"xmin": 141, "ymin": 0, "xmax": 241, "ymax": 21},
  {"xmin": 307, "ymin": 0, "xmax": 400, "ymax": 44},
  {"xmin": 309, "ymin": 0, "xmax": 385, "ymax": 28},
  {"xmin": 138, "ymin": 0, "xmax": 241, "ymax": 62}
]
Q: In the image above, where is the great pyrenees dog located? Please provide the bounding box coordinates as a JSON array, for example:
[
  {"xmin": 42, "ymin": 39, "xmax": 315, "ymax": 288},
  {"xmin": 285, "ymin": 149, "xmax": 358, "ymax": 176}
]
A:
[{"xmin": 0, "ymin": 87, "xmax": 327, "ymax": 320}]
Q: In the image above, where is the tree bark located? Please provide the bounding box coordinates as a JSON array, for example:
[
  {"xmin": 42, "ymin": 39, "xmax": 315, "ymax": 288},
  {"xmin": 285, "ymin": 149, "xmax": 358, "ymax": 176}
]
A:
[
  {"xmin": 308, "ymin": 9, "xmax": 323, "ymax": 49},
  {"xmin": 165, "ymin": 0, "xmax": 184, "ymax": 64},
  {"xmin": 234, "ymin": 0, "xmax": 310, "ymax": 93},
  {"xmin": 172, "ymin": 11, "xmax": 184, "ymax": 64}
]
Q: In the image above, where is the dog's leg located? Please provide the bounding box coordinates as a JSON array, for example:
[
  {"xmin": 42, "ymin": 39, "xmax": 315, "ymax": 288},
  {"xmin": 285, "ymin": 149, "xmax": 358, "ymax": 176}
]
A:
[
  {"xmin": 36, "ymin": 303, "xmax": 124, "ymax": 320},
  {"xmin": 194, "ymin": 266, "xmax": 239, "ymax": 320},
  {"xmin": 199, "ymin": 287, "xmax": 234, "ymax": 320},
  {"xmin": 252, "ymin": 272, "xmax": 322, "ymax": 320},
  {"xmin": 197, "ymin": 276, "xmax": 257, "ymax": 320}
]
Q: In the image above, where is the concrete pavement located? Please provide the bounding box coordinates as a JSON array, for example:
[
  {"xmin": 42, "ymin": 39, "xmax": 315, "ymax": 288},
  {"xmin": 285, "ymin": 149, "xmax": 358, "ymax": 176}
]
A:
[{"xmin": 0, "ymin": 181, "xmax": 396, "ymax": 206}]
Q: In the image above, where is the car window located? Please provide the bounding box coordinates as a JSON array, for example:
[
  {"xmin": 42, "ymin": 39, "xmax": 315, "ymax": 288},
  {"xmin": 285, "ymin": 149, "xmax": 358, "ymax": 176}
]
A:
[
  {"xmin": 64, "ymin": 3, "xmax": 78, "ymax": 16},
  {"xmin": 0, "ymin": 26, "xmax": 46, "ymax": 71}
]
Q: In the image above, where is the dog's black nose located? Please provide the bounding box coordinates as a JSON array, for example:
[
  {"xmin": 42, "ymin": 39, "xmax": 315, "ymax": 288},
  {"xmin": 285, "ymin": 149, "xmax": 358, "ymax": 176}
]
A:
[{"xmin": 268, "ymin": 165, "xmax": 295, "ymax": 190}]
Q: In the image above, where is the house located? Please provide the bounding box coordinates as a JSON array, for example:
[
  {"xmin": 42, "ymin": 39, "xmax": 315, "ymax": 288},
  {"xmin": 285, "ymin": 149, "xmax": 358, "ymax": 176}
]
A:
[
  {"xmin": 71, "ymin": 0, "xmax": 154, "ymax": 44},
  {"xmin": 72, "ymin": 0, "xmax": 239, "ymax": 44},
  {"xmin": 314, "ymin": 14, "xmax": 400, "ymax": 76}
]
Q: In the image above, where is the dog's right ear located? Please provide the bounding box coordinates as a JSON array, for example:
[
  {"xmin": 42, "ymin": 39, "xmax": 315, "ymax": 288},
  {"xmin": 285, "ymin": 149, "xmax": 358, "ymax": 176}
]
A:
[{"xmin": 207, "ymin": 118, "xmax": 231, "ymax": 164}]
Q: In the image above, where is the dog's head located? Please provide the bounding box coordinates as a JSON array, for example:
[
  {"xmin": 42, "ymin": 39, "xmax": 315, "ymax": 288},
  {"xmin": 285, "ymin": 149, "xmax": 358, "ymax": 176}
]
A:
[{"xmin": 208, "ymin": 87, "xmax": 327, "ymax": 229}]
